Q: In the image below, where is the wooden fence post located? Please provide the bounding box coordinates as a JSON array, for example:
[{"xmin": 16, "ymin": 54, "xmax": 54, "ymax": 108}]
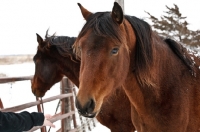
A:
[
  {"xmin": 61, "ymin": 77, "xmax": 77, "ymax": 131},
  {"xmin": 61, "ymin": 77, "xmax": 71, "ymax": 131},
  {"xmin": 69, "ymin": 85, "xmax": 77, "ymax": 129},
  {"xmin": 115, "ymin": 0, "xmax": 124, "ymax": 11}
]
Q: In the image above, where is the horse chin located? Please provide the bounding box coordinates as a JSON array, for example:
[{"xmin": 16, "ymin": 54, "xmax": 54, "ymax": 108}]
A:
[
  {"xmin": 77, "ymin": 107, "xmax": 100, "ymax": 118},
  {"xmin": 36, "ymin": 93, "xmax": 45, "ymax": 98},
  {"xmin": 79, "ymin": 112, "xmax": 97, "ymax": 118},
  {"xmin": 32, "ymin": 89, "xmax": 46, "ymax": 97}
]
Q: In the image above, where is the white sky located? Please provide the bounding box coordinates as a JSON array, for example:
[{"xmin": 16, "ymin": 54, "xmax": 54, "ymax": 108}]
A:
[{"xmin": 0, "ymin": 0, "xmax": 199, "ymax": 55}]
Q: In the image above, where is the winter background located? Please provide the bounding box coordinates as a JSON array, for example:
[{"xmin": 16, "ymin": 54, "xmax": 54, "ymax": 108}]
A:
[{"xmin": 0, "ymin": 0, "xmax": 199, "ymax": 131}]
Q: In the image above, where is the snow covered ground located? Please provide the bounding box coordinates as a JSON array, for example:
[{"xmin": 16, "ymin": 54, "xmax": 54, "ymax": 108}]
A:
[
  {"xmin": 91, "ymin": 123, "xmax": 110, "ymax": 132},
  {"xmin": 0, "ymin": 62, "xmax": 110, "ymax": 132}
]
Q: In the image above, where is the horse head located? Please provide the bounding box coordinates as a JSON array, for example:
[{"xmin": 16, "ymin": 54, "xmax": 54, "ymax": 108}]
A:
[
  {"xmin": 74, "ymin": 2, "xmax": 136, "ymax": 117},
  {"xmin": 31, "ymin": 32, "xmax": 64, "ymax": 97}
]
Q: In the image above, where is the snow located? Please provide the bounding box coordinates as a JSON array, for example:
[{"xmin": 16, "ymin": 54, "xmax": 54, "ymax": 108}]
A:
[
  {"xmin": 0, "ymin": 63, "xmax": 110, "ymax": 132},
  {"xmin": 92, "ymin": 123, "xmax": 110, "ymax": 132}
]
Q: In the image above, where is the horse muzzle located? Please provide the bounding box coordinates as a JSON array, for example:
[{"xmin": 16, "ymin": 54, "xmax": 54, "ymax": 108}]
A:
[{"xmin": 75, "ymin": 97, "xmax": 96, "ymax": 118}]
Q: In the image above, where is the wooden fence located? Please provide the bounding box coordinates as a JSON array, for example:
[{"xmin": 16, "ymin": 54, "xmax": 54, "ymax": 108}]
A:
[{"xmin": 0, "ymin": 76, "xmax": 96, "ymax": 132}]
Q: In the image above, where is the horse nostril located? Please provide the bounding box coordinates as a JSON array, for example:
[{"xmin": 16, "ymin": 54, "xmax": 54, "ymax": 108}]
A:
[
  {"xmin": 75, "ymin": 98, "xmax": 95, "ymax": 115},
  {"xmin": 86, "ymin": 99, "xmax": 95, "ymax": 113}
]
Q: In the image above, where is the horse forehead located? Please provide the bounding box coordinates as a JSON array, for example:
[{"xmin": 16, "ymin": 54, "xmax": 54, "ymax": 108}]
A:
[
  {"xmin": 34, "ymin": 54, "xmax": 49, "ymax": 66},
  {"xmin": 81, "ymin": 35, "xmax": 114, "ymax": 51}
]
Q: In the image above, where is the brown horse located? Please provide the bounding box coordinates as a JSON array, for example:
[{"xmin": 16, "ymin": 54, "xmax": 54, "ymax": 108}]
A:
[
  {"xmin": 74, "ymin": 2, "xmax": 200, "ymax": 132},
  {"xmin": 31, "ymin": 30, "xmax": 135, "ymax": 132}
]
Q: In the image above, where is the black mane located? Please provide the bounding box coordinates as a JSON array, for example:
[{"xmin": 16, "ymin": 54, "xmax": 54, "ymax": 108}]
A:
[
  {"xmin": 45, "ymin": 35, "xmax": 76, "ymax": 57},
  {"xmin": 164, "ymin": 38, "xmax": 194, "ymax": 72},
  {"xmin": 125, "ymin": 15, "xmax": 153, "ymax": 82}
]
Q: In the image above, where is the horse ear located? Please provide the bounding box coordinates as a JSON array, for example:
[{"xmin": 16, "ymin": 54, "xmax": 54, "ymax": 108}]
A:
[
  {"xmin": 77, "ymin": 3, "xmax": 92, "ymax": 20},
  {"xmin": 111, "ymin": 2, "xmax": 124, "ymax": 24},
  {"xmin": 36, "ymin": 33, "xmax": 44, "ymax": 47}
]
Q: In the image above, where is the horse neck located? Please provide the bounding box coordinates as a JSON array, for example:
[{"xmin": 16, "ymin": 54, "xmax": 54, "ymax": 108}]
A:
[
  {"xmin": 123, "ymin": 31, "xmax": 191, "ymax": 104},
  {"xmin": 152, "ymin": 35, "xmax": 196, "ymax": 80},
  {"xmin": 52, "ymin": 49, "xmax": 80, "ymax": 87},
  {"xmin": 123, "ymin": 19, "xmax": 137, "ymax": 70},
  {"xmin": 138, "ymin": 34, "xmax": 198, "ymax": 97},
  {"xmin": 121, "ymin": 20, "xmax": 200, "ymax": 120},
  {"xmin": 62, "ymin": 56, "xmax": 80, "ymax": 87}
]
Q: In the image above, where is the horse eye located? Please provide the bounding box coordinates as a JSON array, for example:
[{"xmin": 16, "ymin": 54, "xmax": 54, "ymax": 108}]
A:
[{"xmin": 111, "ymin": 48, "xmax": 119, "ymax": 55}]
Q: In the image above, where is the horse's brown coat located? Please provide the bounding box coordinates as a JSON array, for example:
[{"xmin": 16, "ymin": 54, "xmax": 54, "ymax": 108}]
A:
[{"xmin": 74, "ymin": 2, "xmax": 200, "ymax": 132}]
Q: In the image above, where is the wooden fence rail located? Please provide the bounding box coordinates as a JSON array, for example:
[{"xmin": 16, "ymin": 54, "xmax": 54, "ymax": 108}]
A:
[
  {"xmin": 0, "ymin": 76, "xmax": 77, "ymax": 132},
  {"xmin": 0, "ymin": 75, "xmax": 33, "ymax": 84},
  {"xmin": 0, "ymin": 76, "xmax": 96, "ymax": 132},
  {"xmin": 0, "ymin": 93, "xmax": 73, "ymax": 112}
]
